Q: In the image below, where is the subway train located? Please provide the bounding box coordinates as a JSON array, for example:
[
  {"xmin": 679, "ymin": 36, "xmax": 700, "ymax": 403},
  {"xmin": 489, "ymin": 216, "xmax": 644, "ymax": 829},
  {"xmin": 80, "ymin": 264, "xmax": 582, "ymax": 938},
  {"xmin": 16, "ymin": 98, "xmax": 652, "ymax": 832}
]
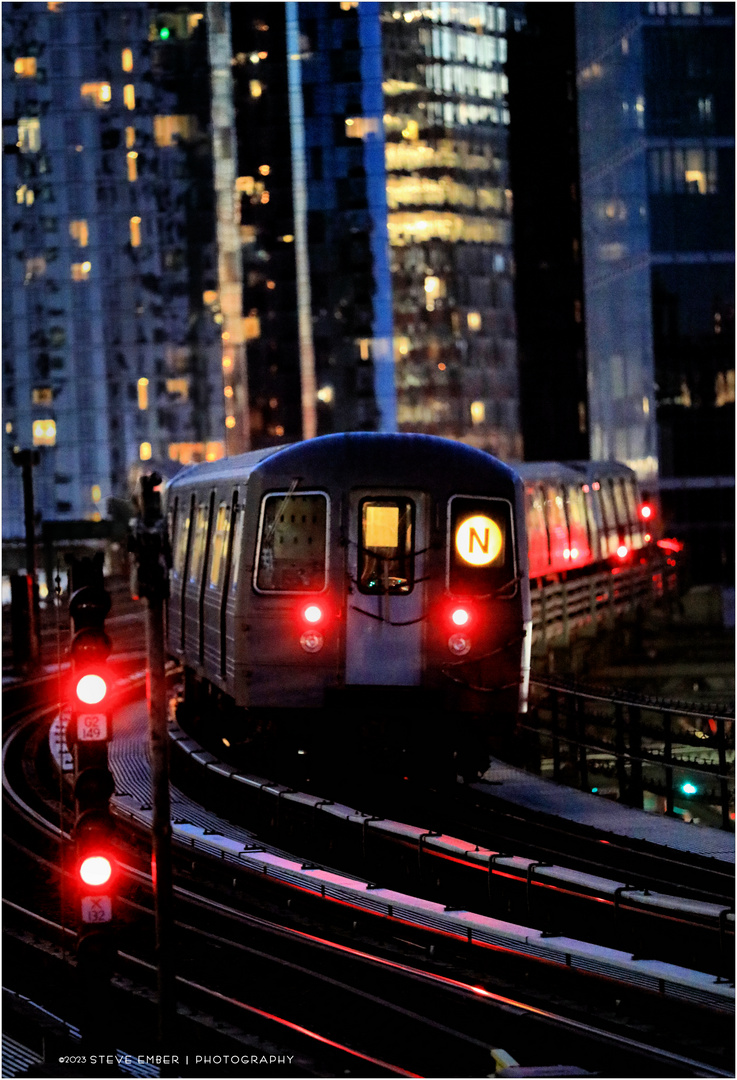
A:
[{"xmin": 164, "ymin": 433, "xmax": 651, "ymax": 776}]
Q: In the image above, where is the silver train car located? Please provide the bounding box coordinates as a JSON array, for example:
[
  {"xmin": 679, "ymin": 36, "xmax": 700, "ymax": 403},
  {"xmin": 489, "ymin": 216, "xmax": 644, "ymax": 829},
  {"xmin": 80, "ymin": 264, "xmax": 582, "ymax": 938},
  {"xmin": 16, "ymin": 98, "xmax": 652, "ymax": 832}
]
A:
[{"xmin": 165, "ymin": 432, "xmax": 532, "ymax": 774}]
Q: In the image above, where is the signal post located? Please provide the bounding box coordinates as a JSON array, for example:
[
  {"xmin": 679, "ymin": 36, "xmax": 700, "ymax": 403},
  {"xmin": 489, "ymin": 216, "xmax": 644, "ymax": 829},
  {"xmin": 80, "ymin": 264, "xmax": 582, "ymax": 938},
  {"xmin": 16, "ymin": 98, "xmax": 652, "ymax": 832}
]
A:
[
  {"xmin": 67, "ymin": 553, "xmax": 117, "ymax": 1050},
  {"xmin": 129, "ymin": 473, "xmax": 176, "ymax": 1049}
]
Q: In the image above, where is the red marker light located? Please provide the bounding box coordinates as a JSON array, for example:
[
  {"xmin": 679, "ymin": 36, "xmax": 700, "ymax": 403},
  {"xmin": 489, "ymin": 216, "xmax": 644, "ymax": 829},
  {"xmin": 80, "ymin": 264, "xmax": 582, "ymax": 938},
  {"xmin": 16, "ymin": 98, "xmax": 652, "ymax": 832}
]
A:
[
  {"xmin": 75, "ymin": 673, "xmax": 108, "ymax": 705},
  {"xmin": 451, "ymin": 607, "xmax": 470, "ymax": 627},
  {"xmin": 641, "ymin": 504, "xmax": 652, "ymax": 520},
  {"xmin": 617, "ymin": 545, "xmax": 628, "ymax": 559},
  {"xmin": 79, "ymin": 854, "xmax": 112, "ymax": 887},
  {"xmin": 303, "ymin": 604, "xmax": 323, "ymax": 625}
]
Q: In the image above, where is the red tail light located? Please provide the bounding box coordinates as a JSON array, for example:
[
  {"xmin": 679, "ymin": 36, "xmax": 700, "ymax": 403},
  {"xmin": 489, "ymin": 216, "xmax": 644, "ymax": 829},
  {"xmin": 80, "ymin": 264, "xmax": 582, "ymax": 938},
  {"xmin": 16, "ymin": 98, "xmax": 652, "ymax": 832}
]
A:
[
  {"xmin": 302, "ymin": 604, "xmax": 323, "ymax": 625},
  {"xmin": 451, "ymin": 606, "xmax": 470, "ymax": 627},
  {"xmin": 641, "ymin": 504, "xmax": 652, "ymax": 520},
  {"xmin": 616, "ymin": 545, "xmax": 628, "ymax": 559}
]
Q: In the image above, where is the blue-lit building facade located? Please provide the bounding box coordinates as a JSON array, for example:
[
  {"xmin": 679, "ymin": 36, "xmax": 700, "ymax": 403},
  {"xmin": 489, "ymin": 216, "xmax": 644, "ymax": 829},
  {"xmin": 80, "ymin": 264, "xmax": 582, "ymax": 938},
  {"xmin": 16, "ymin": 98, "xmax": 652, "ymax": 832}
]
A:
[
  {"xmin": 576, "ymin": 1, "xmax": 734, "ymax": 582},
  {"xmin": 232, "ymin": 1, "xmax": 520, "ymax": 459},
  {"xmin": 2, "ymin": 2, "xmax": 228, "ymax": 555}
]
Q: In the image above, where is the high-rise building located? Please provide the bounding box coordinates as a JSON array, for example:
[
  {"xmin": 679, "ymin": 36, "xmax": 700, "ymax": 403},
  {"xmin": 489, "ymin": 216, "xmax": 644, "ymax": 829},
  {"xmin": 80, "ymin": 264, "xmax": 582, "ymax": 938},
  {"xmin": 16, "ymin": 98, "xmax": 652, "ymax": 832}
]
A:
[
  {"xmin": 575, "ymin": 1, "xmax": 734, "ymax": 582},
  {"xmin": 2, "ymin": 2, "xmax": 228, "ymax": 554},
  {"xmin": 230, "ymin": 1, "xmax": 520, "ymax": 459},
  {"xmin": 506, "ymin": 3, "xmax": 590, "ymax": 463}
]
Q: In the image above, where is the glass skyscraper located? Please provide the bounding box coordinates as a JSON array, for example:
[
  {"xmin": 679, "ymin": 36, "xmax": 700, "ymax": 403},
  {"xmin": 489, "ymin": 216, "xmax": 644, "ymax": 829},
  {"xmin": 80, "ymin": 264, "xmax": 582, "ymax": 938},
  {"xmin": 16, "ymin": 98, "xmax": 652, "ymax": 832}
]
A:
[
  {"xmin": 3, "ymin": 2, "xmax": 228, "ymax": 554},
  {"xmin": 576, "ymin": 1, "xmax": 734, "ymax": 581}
]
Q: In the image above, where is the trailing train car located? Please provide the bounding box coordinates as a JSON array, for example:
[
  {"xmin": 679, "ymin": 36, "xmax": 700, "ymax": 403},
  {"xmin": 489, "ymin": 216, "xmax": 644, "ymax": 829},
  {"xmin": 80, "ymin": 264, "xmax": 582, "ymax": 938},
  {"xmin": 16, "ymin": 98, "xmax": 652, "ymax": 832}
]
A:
[
  {"xmin": 514, "ymin": 460, "xmax": 650, "ymax": 580},
  {"xmin": 165, "ymin": 432, "xmax": 531, "ymax": 775}
]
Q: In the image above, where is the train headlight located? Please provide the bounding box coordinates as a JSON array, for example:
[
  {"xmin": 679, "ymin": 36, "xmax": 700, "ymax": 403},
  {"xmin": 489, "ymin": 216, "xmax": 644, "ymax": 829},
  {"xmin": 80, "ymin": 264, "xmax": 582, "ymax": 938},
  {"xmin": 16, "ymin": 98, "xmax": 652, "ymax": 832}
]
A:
[
  {"xmin": 448, "ymin": 633, "xmax": 471, "ymax": 656},
  {"xmin": 300, "ymin": 630, "xmax": 324, "ymax": 654},
  {"xmin": 451, "ymin": 607, "xmax": 470, "ymax": 627}
]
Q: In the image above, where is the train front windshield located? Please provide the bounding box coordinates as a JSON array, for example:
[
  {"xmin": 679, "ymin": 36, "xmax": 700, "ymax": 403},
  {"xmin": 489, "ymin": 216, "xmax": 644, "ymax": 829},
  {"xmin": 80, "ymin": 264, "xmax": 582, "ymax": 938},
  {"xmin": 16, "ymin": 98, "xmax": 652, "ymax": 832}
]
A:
[{"xmin": 359, "ymin": 498, "xmax": 414, "ymax": 595}]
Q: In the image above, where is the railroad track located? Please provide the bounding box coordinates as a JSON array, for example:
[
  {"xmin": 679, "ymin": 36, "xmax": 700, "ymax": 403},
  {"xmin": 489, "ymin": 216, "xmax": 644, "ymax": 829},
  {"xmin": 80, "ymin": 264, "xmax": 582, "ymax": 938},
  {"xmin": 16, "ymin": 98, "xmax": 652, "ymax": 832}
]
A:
[{"xmin": 4, "ymin": 678, "xmax": 735, "ymax": 1077}]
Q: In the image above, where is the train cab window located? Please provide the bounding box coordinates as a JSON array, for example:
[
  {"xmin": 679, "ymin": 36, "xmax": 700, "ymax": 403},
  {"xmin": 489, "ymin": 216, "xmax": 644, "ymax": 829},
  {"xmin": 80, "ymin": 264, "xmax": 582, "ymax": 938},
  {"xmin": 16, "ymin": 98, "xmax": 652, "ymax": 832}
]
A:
[
  {"xmin": 255, "ymin": 492, "xmax": 327, "ymax": 592},
  {"xmin": 358, "ymin": 498, "xmax": 414, "ymax": 595},
  {"xmin": 188, "ymin": 503, "xmax": 210, "ymax": 585},
  {"xmin": 208, "ymin": 502, "xmax": 230, "ymax": 589},
  {"xmin": 449, "ymin": 496, "xmax": 514, "ymax": 596}
]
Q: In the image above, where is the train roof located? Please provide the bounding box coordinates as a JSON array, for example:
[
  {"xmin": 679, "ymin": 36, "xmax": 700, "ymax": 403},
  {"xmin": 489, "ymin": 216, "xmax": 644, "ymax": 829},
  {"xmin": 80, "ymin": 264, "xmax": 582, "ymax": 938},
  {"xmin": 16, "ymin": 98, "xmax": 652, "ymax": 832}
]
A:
[
  {"xmin": 166, "ymin": 432, "xmax": 519, "ymax": 493},
  {"xmin": 511, "ymin": 460, "xmax": 638, "ymax": 485}
]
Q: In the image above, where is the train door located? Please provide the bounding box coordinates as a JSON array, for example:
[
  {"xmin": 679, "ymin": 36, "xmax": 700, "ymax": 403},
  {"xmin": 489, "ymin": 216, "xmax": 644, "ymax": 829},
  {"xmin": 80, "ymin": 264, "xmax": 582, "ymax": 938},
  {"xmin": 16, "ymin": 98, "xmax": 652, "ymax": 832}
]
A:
[{"xmin": 345, "ymin": 491, "xmax": 426, "ymax": 685}]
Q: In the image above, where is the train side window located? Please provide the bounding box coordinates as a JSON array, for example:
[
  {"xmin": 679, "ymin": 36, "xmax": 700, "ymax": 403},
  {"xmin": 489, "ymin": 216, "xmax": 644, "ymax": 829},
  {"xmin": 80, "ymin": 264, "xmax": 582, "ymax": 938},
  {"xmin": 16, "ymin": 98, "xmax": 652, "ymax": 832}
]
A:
[
  {"xmin": 566, "ymin": 484, "xmax": 591, "ymax": 560},
  {"xmin": 448, "ymin": 496, "xmax": 514, "ymax": 595},
  {"xmin": 172, "ymin": 497, "xmax": 191, "ymax": 578},
  {"xmin": 188, "ymin": 502, "xmax": 210, "ymax": 585},
  {"xmin": 611, "ymin": 479, "xmax": 629, "ymax": 540},
  {"xmin": 358, "ymin": 498, "xmax": 414, "ymax": 595},
  {"xmin": 229, "ymin": 503, "xmax": 244, "ymax": 593},
  {"xmin": 525, "ymin": 485, "xmax": 549, "ymax": 574},
  {"xmin": 208, "ymin": 502, "xmax": 231, "ymax": 589},
  {"xmin": 255, "ymin": 492, "xmax": 328, "ymax": 592}
]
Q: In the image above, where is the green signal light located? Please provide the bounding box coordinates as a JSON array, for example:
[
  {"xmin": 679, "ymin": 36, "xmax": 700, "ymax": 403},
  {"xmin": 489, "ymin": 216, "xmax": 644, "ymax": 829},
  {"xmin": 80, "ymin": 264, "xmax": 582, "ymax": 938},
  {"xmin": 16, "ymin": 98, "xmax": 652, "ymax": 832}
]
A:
[
  {"xmin": 681, "ymin": 781, "xmax": 698, "ymax": 795},
  {"xmin": 159, "ymin": 26, "xmax": 170, "ymax": 40}
]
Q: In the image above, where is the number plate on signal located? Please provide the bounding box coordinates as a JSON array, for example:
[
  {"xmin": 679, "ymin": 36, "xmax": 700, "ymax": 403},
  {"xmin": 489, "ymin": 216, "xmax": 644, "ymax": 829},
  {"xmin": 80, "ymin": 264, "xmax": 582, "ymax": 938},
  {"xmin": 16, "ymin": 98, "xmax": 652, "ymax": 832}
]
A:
[
  {"xmin": 81, "ymin": 895, "xmax": 112, "ymax": 923},
  {"xmin": 77, "ymin": 713, "xmax": 108, "ymax": 742}
]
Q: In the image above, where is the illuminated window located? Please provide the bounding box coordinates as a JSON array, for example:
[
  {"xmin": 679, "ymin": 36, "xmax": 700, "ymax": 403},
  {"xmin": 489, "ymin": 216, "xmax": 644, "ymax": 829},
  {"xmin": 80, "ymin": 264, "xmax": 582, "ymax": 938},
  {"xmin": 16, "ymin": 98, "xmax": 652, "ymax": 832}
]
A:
[
  {"xmin": 187, "ymin": 13, "xmax": 203, "ymax": 33},
  {"xmin": 467, "ymin": 311, "xmax": 482, "ymax": 331},
  {"xmin": 243, "ymin": 315, "xmax": 261, "ymax": 339},
  {"xmin": 80, "ymin": 82, "xmax": 111, "ymax": 107},
  {"xmin": 166, "ymin": 378, "xmax": 189, "ymax": 401},
  {"xmin": 25, "ymin": 257, "xmax": 46, "ymax": 281},
  {"xmin": 129, "ymin": 216, "xmax": 142, "ymax": 247},
  {"xmin": 345, "ymin": 117, "xmax": 380, "ymax": 139},
  {"xmin": 32, "ymin": 387, "xmax": 53, "ymax": 405},
  {"xmin": 71, "ymin": 261, "xmax": 91, "ymax": 281},
  {"xmin": 470, "ymin": 401, "xmax": 485, "ymax": 425},
  {"xmin": 123, "ymin": 84, "xmax": 136, "ymax": 110},
  {"xmin": 127, "ymin": 151, "xmax": 138, "ymax": 182},
  {"xmin": 424, "ymin": 275, "xmax": 445, "ymax": 311},
  {"xmin": 208, "ymin": 503, "xmax": 231, "ymax": 588},
  {"xmin": 17, "ymin": 117, "xmax": 41, "ymax": 153},
  {"xmin": 69, "ymin": 220, "xmax": 88, "ymax": 247},
  {"xmin": 33, "ymin": 419, "xmax": 56, "ymax": 446},
  {"xmin": 258, "ymin": 164, "xmax": 270, "ymax": 176},
  {"xmin": 15, "ymin": 185, "xmax": 35, "ymax": 205},
  {"xmin": 225, "ymin": 416, "xmax": 236, "ymax": 428},
  {"xmin": 317, "ymin": 385, "xmax": 334, "ymax": 404},
  {"xmin": 224, "ymin": 385, "xmax": 234, "ymax": 398},
  {"xmin": 203, "ymin": 290, "xmax": 218, "ymax": 306},
  {"xmin": 91, "ymin": 485, "xmax": 102, "ymax": 503},
  {"xmin": 139, "ymin": 441, "xmax": 152, "ymax": 461},
  {"xmin": 153, "ymin": 115, "xmax": 194, "ymax": 147},
  {"xmin": 14, "ymin": 57, "xmax": 37, "ymax": 77},
  {"xmin": 340, "ymin": 1, "xmax": 358, "ymax": 7},
  {"xmin": 250, "ymin": 80, "xmax": 262, "ymax": 98},
  {"xmin": 236, "ymin": 176, "xmax": 255, "ymax": 194},
  {"xmin": 47, "ymin": 1, "xmax": 63, "ymax": 10},
  {"xmin": 167, "ymin": 441, "xmax": 225, "ymax": 465},
  {"xmin": 137, "ymin": 377, "xmax": 149, "ymax": 410},
  {"xmin": 122, "ymin": 48, "xmax": 133, "ymax": 72},
  {"xmin": 260, "ymin": 191, "xmax": 270, "ymax": 204},
  {"xmin": 6, "ymin": 422, "xmax": 13, "ymax": 434},
  {"xmin": 125, "ymin": 126, "xmax": 136, "ymax": 148}
]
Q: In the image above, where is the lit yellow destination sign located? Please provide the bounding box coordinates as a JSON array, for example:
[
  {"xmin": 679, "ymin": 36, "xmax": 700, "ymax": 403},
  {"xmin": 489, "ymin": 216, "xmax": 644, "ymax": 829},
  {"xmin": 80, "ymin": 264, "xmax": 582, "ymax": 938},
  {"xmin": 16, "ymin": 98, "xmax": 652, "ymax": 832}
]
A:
[{"xmin": 455, "ymin": 515, "xmax": 503, "ymax": 566}]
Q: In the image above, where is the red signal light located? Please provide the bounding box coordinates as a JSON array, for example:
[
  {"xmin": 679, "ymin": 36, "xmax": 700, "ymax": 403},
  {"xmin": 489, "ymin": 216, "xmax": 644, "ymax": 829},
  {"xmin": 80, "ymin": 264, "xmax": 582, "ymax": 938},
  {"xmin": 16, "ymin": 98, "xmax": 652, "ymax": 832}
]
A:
[
  {"xmin": 451, "ymin": 607, "xmax": 470, "ymax": 627},
  {"xmin": 616, "ymin": 544, "xmax": 628, "ymax": 559},
  {"xmin": 79, "ymin": 854, "xmax": 113, "ymax": 887},
  {"xmin": 75, "ymin": 673, "xmax": 108, "ymax": 705},
  {"xmin": 302, "ymin": 604, "xmax": 323, "ymax": 625},
  {"xmin": 641, "ymin": 504, "xmax": 652, "ymax": 520}
]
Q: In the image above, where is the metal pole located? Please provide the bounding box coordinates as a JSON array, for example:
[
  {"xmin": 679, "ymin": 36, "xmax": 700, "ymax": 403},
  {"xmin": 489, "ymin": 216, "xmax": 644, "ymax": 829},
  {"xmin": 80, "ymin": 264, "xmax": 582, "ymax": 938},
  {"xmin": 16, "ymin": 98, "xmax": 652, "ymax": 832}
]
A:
[
  {"xmin": 130, "ymin": 474, "xmax": 175, "ymax": 1048},
  {"xmin": 147, "ymin": 588, "xmax": 176, "ymax": 1047}
]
